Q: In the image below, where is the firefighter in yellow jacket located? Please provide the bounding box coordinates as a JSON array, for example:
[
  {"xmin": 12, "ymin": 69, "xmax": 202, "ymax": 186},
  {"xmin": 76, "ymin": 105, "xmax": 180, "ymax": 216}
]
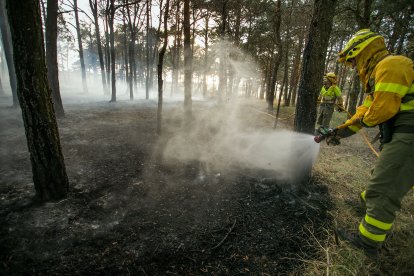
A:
[
  {"xmin": 316, "ymin": 72, "xmax": 344, "ymax": 129},
  {"xmin": 331, "ymin": 29, "xmax": 414, "ymax": 256}
]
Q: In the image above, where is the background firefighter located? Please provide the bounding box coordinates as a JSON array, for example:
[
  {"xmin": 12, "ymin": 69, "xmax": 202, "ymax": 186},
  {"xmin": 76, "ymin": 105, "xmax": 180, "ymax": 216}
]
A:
[
  {"xmin": 329, "ymin": 29, "xmax": 414, "ymax": 256},
  {"xmin": 316, "ymin": 72, "xmax": 344, "ymax": 130}
]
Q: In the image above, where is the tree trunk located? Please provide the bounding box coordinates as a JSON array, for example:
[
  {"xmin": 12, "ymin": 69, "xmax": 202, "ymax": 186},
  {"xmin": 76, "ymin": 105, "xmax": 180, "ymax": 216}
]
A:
[
  {"xmin": 183, "ymin": 0, "xmax": 192, "ymax": 118},
  {"xmin": 348, "ymin": 72, "xmax": 360, "ymax": 115},
  {"xmin": 227, "ymin": 4, "xmax": 241, "ymax": 98},
  {"xmin": 89, "ymin": 0, "xmax": 108, "ymax": 95},
  {"xmin": 0, "ymin": 0, "xmax": 18, "ymax": 107},
  {"xmin": 217, "ymin": 0, "xmax": 228, "ymax": 103},
  {"xmin": 288, "ymin": 30, "xmax": 305, "ymax": 106},
  {"xmin": 281, "ymin": 0, "xmax": 294, "ymax": 107},
  {"xmin": 0, "ymin": 74, "xmax": 4, "ymax": 95},
  {"xmin": 157, "ymin": 0, "xmax": 170, "ymax": 135},
  {"xmin": 294, "ymin": 0, "xmax": 338, "ymax": 134},
  {"xmin": 202, "ymin": 13, "xmax": 209, "ymax": 98},
  {"xmin": 109, "ymin": 0, "xmax": 116, "ymax": 102},
  {"xmin": 46, "ymin": 0, "xmax": 64, "ymax": 118},
  {"xmin": 171, "ymin": 0, "xmax": 181, "ymax": 97},
  {"xmin": 266, "ymin": 0, "xmax": 282, "ymax": 113},
  {"xmin": 259, "ymin": 76, "xmax": 265, "ymax": 100},
  {"xmin": 121, "ymin": 10, "xmax": 130, "ymax": 98},
  {"xmin": 73, "ymin": 0, "xmax": 88, "ymax": 93},
  {"xmin": 104, "ymin": 10, "xmax": 111, "ymax": 92},
  {"xmin": 145, "ymin": 0, "xmax": 151, "ymax": 99},
  {"xmin": 126, "ymin": 0, "xmax": 137, "ymax": 100},
  {"xmin": 6, "ymin": 0, "xmax": 69, "ymax": 201}
]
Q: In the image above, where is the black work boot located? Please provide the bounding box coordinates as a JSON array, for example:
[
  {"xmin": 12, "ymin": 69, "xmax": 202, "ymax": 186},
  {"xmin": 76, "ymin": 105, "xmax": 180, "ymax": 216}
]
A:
[{"xmin": 336, "ymin": 228, "xmax": 379, "ymax": 258}]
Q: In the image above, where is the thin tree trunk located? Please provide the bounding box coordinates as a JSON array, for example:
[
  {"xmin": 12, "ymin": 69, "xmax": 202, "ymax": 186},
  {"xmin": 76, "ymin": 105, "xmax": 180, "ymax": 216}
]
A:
[
  {"xmin": 73, "ymin": 0, "xmax": 88, "ymax": 93},
  {"xmin": 183, "ymin": 0, "xmax": 192, "ymax": 118},
  {"xmin": 109, "ymin": 0, "xmax": 116, "ymax": 102},
  {"xmin": 145, "ymin": 0, "xmax": 151, "ymax": 99},
  {"xmin": 345, "ymin": 74, "xmax": 354, "ymax": 110},
  {"xmin": 89, "ymin": 0, "xmax": 108, "ymax": 95},
  {"xmin": 348, "ymin": 71, "xmax": 361, "ymax": 115},
  {"xmin": 126, "ymin": 0, "xmax": 138, "ymax": 99},
  {"xmin": 157, "ymin": 0, "xmax": 170, "ymax": 135},
  {"xmin": 40, "ymin": 0, "xmax": 47, "ymax": 42},
  {"xmin": 259, "ymin": 76, "xmax": 265, "ymax": 100},
  {"xmin": 46, "ymin": 0, "xmax": 64, "ymax": 117},
  {"xmin": 217, "ymin": 0, "xmax": 228, "ymax": 103},
  {"xmin": 288, "ymin": 30, "xmax": 305, "ymax": 106},
  {"xmin": 266, "ymin": 0, "xmax": 282, "ymax": 113},
  {"xmin": 281, "ymin": 0, "xmax": 294, "ymax": 107},
  {"xmin": 0, "ymin": 0, "xmax": 18, "ymax": 107},
  {"xmin": 227, "ymin": 5, "xmax": 241, "ymax": 98},
  {"xmin": 202, "ymin": 13, "xmax": 209, "ymax": 98},
  {"xmin": 104, "ymin": 10, "xmax": 111, "ymax": 92},
  {"xmin": 7, "ymin": 0, "xmax": 69, "ymax": 201},
  {"xmin": 121, "ymin": 9, "xmax": 130, "ymax": 98},
  {"xmin": 171, "ymin": 0, "xmax": 181, "ymax": 97},
  {"xmin": 0, "ymin": 74, "xmax": 4, "ymax": 95}
]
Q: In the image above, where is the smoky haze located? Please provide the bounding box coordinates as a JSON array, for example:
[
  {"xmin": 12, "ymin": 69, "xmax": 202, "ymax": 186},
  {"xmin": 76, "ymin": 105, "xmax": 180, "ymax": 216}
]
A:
[{"xmin": 161, "ymin": 100, "xmax": 320, "ymax": 185}]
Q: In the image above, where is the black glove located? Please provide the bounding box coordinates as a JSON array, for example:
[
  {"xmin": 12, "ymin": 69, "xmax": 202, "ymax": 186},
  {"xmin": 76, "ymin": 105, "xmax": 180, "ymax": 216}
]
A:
[{"xmin": 326, "ymin": 135, "xmax": 341, "ymax": 146}]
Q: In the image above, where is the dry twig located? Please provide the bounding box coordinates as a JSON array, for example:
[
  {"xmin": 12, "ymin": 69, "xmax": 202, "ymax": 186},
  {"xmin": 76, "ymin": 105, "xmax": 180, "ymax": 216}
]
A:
[{"xmin": 210, "ymin": 218, "xmax": 237, "ymax": 250}]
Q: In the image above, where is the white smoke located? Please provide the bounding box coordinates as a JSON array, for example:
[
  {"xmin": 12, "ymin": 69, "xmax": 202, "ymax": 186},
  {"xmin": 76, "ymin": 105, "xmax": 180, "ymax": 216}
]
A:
[{"xmin": 162, "ymin": 99, "xmax": 319, "ymax": 184}]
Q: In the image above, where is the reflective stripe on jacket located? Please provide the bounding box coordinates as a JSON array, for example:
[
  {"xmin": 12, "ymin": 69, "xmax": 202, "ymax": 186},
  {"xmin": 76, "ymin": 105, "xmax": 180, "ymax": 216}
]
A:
[{"xmin": 319, "ymin": 85, "xmax": 341, "ymax": 104}]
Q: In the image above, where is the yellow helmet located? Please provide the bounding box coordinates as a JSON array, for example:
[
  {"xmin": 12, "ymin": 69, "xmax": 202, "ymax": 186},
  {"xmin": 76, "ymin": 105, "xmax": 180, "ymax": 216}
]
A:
[
  {"xmin": 324, "ymin": 72, "xmax": 337, "ymax": 84},
  {"xmin": 338, "ymin": 29, "xmax": 384, "ymax": 63}
]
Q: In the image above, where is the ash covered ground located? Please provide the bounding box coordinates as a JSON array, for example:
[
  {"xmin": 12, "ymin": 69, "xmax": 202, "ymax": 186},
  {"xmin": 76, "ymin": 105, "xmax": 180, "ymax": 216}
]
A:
[{"xmin": 0, "ymin": 98, "xmax": 333, "ymax": 275}]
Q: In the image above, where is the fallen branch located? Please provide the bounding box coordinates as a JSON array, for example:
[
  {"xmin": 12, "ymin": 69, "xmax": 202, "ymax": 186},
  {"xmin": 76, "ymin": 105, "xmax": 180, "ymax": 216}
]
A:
[{"xmin": 210, "ymin": 219, "xmax": 237, "ymax": 250}]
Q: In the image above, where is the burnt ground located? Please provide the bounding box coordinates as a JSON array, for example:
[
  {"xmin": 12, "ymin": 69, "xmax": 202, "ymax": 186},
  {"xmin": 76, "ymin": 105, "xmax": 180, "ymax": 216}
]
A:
[{"xmin": 0, "ymin": 99, "xmax": 332, "ymax": 275}]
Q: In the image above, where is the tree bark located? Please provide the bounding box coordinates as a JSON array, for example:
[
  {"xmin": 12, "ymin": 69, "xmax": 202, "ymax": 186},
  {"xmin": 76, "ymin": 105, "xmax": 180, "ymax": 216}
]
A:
[
  {"xmin": 0, "ymin": 74, "xmax": 4, "ymax": 95},
  {"xmin": 288, "ymin": 30, "xmax": 305, "ymax": 106},
  {"xmin": 348, "ymin": 72, "xmax": 360, "ymax": 115},
  {"xmin": 126, "ymin": 0, "xmax": 139, "ymax": 99},
  {"xmin": 109, "ymin": 0, "xmax": 116, "ymax": 102},
  {"xmin": 46, "ymin": 0, "xmax": 64, "ymax": 118},
  {"xmin": 183, "ymin": 0, "xmax": 192, "ymax": 118},
  {"xmin": 266, "ymin": 0, "xmax": 282, "ymax": 113},
  {"xmin": 103, "ymin": 8, "xmax": 111, "ymax": 92},
  {"xmin": 157, "ymin": 0, "xmax": 170, "ymax": 135},
  {"xmin": 145, "ymin": 0, "xmax": 151, "ymax": 99},
  {"xmin": 89, "ymin": 0, "xmax": 108, "ymax": 95},
  {"xmin": 281, "ymin": 0, "xmax": 294, "ymax": 107},
  {"xmin": 171, "ymin": 0, "xmax": 181, "ymax": 97},
  {"xmin": 217, "ymin": 0, "xmax": 228, "ymax": 103},
  {"xmin": 294, "ymin": 0, "xmax": 338, "ymax": 134},
  {"xmin": 73, "ymin": 0, "xmax": 88, "ymax": 93},
  {"xmin": 6, "ymin": 0, "xmax": 69, "ymax": 201},
  {"xmin": 122, "ymin": 11, "xmax": 130, "ymax": 98},
  {"xmin": 0, "ymin": 0, "xmax": 18, "ymax": 107},
  {"xmin": 202, "ymin": 13, "xmax": 209, "ymax": 98}
]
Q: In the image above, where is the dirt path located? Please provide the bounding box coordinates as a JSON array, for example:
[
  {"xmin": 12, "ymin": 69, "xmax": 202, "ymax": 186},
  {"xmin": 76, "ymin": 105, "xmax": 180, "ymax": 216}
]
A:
[{"xmin": 0, "ymin": 100, "xmax": 332, "ymax": 275}]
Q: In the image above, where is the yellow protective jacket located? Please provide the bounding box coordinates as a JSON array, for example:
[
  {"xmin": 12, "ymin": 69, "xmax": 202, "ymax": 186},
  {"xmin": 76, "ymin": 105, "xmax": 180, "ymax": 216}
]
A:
[
  {"xmin": 345, "ymin": 55, "xmax": 414, "ymax": 133},
  {"xmin": 318, "ymin": 85, "xmax": 343, "ymax": 105}
]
